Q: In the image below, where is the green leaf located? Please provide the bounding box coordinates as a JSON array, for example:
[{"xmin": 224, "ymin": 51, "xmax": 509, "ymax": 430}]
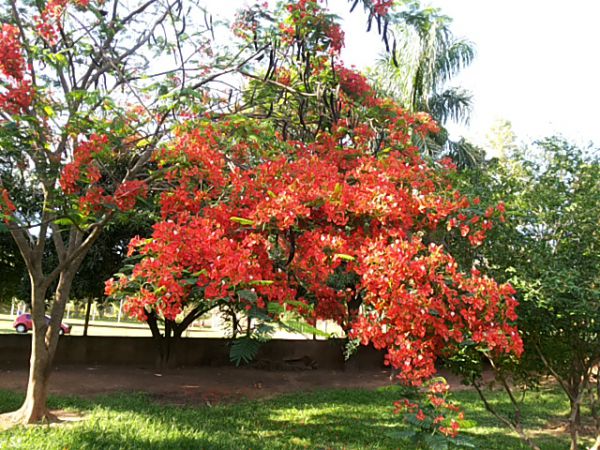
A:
[
  {"xmin": 54, "ymin": 214, "xmax": 88, "ymax": 227},
  {"xmin": 230, "ymin": 216, "xmax": 255, "ymax": 226},
  {"xmin": 43, "ymin": 105, "xmax": 55, "ymax": 118},
  {"xmin": 247, "ymin": 280, "xmax": 274, "ymax": 286},
  {"xmin": 280, "ymin": 319, "xmax": 329, "ymax": 338},
  {"xmin": 423, "ymin": 434, "xmax": 448, "ymax": 450},
  {"xmin": 229, "ymin": 337, "xmax": 262, "ymax": 366},
  {"xmin": 267, "ymin": 302, "xmax": 285, "ymax": 314},
  {"xmin": 333, "ymin": 253, "xmax": 355, "ymax": 261},
  {"xmin": 179, "ymin": 88, "xmax": 206, "ymax": 100},
  {"xmin": 136, "ymin": 138, "xmax": 151, "ymax": 148}
]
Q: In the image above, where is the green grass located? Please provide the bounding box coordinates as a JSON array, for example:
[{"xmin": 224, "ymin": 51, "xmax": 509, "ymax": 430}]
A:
[{"xmin": 0, "ymin": 386, "xmax": 575, "ymax": 449}]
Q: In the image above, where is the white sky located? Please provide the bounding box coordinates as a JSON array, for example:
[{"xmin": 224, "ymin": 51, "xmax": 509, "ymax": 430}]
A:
[{"xmin": 205, "ymin": 0, "xmax": 600, "ymax": 148}]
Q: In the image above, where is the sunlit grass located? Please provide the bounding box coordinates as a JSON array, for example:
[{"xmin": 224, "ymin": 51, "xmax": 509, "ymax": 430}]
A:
[{"xmin": 0, "ymin": 386, "xmax": 575, "ymax": 449}]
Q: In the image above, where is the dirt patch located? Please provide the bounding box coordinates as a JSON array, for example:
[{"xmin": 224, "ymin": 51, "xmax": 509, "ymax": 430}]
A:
[
  {"xmin": 0, "ymin": 365, "xmax": 485, "ymax": 410},
  {"xmin": 0, "ymin": 365, "xmax": 401, "ymax": 406},
  {"xmin": 0, "ymin": 409, "xmax": 87, "ymax": 431}
]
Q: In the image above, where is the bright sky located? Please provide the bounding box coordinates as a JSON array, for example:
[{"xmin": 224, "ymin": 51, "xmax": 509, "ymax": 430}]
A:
[
  {"xmin": 429, "ymin": 0, "xmax": 600, "ymax": 148},
  {"xmin": 206, "ymin": 0, "xmax": 600, "ymax": 148}
]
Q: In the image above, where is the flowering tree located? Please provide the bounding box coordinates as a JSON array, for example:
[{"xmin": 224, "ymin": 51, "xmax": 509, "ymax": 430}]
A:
[
  {"xmin": 0, "ymin": 0, "xmax": 297, "ymax": 424},
  {"xmin": 1, "ymin": 0, "xmax": 521, "ymax": 437},
  {"xmin": 110, "ymin": 108, "xmax": 522, "ymax": 374},
  {"xmin": 106, "ymin": 6, "xmax": 522, "ymax": 445}
]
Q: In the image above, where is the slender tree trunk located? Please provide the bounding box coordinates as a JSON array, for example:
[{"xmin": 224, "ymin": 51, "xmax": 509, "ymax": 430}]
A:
[
  {"xmin": 145, "ymin": 311, "xmax": 167, "ymax": 370},
  {"xmin": 83, "ymin": 297, "xmax": 92, "ymax": 336},
  {"xmin": 569, "ymin": 398, "xmax": 582, "ymax": 450},
  {"xmin": 17, "ymin": 296, "xmax": 53, "ymax": 423},
  {"xmin": 591, "ymin": 371, "xmax": 600, "ymax": 450},
  {"xmin": 7, "ymin": 269, "xmax": 77, "ymax": 424},
  {"xmin": 145, "ymin": 307, "xmax": 213, "ymax": 371}
]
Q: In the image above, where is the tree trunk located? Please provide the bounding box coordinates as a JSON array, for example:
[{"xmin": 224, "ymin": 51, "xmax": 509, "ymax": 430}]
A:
[
  {"xmin": 569, "ymin": 399, "xmax": 581, "ymax": 450},
  {"xmin": 16, "ymin": 326, "xmax": 54, "ymax": 423},
  {"xmin": 3, "ymin": 285, "xmax": 53, "ymax": 424},
  {"xmin": 83, "ymin": 297, "xmax": 92, "ymax": 336},
  {"xmin": 145, "ymin": 306, "xmax": 213, "ymax": 371},
  {"xmin": 145, "ymin": 311, "xmax": 168, "ymax": 370},
  {"xmin": 6, "ymin": 270, "xmax": 77, "ymax": 424}
]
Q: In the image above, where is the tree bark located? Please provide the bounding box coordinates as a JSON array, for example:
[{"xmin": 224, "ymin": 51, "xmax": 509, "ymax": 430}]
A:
[
  {"xmin": 569, "ymin": 398, "xmax": 582, "ymax": 450},
  {"xmin": 145, "ymin": 305, "xmax": 215, "ymax": 371},
  {"xmin": 4, "ymin": 285, "xmax": 52, "ymax": 423},
  {"xmin": 5, "ymin": 267, "xmax": 79, "ymax": 424},
  {"xmin": 83, "ymin": 297, "xmax": 92, "ymax": 336}
]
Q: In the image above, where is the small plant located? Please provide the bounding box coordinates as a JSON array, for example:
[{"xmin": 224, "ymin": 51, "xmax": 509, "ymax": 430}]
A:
[{"xmin": 390, "ymin": 377, "xmax": 475, "ymax": 449}]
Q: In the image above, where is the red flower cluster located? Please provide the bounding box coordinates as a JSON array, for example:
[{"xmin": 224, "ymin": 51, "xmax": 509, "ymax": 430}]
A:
[
  {"xmin": 0, "ymin": 188, "xmax": 16, "ymax": 218},
  {"xmin": 337, "ymin": 67, "xmax": 376, "ymax": 105},
  {"xmin": 353, "ymin": 238, "xmax": 521, "ymax": 384},
  {"xmin": 0, "ymin": 25, "xmax": 33, "ymax": 115},
  {"xmin": 0, "ymin": 25, "xmax": 27, "ymax": 80},
  {"xmin": 108, "ymin": 96, "xmax": 521, "ymax": 387},
  {"xmin": 372, "ymin": 0, "xmax": 394, "ymax": 16},
  {"xmin": 60, "ymin": 134, "xmax": 109, "ymax": 194},
  {"xmin": 60, "ymin": 133, "xmax": 148, "ymax": 215},
  {"xmin": 279, "ymin": 0, "xmax": 345, "ymax": 55},
  {"xmin": 35, "ymin": 0, "xmax": 68, "ymax": 45},
  {"xmin": 114, "ymin": 180, "xmax": 148, "ymax": 211}
]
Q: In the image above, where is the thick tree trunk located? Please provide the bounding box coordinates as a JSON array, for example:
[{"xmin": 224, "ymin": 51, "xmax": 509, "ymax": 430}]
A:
[{"xmin": 145, "ymin": 311, "xmax": 168, "ymax": 370}]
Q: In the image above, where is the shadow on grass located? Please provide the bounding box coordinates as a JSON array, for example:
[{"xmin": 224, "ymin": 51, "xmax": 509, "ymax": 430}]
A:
[{"xmin": 0, "ymin": 386, "xmax": 572, "ymax": 450}]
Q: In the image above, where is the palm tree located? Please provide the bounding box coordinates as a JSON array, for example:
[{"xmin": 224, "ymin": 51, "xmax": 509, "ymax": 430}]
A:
[{"xmin": 369, "ymin": 4, "xmax": 483, "ymax": 168}]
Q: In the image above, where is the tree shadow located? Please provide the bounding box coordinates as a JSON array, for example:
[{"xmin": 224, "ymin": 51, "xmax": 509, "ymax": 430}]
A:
[{"xmin": 0, "ymin": 386, "xmax": 573, "ymax": 449}]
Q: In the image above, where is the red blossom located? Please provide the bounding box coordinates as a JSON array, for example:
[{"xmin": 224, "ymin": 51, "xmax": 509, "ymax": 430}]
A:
[
  {"xmin": 114, "ymin": 180, "xmax": 148, "ymax": 211},
  {"xmin": 0, "ymin": 25, "xmax": 33, "ymax": 114}
]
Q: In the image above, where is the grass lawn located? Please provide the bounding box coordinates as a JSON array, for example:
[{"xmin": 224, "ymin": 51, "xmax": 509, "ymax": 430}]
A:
[{"xmin": 0, "ymin": 386, "xmax": 579, "ymax": 449}]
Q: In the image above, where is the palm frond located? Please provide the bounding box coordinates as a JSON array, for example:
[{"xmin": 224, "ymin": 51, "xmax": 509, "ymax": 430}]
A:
[
  {"xmin": 446, "ymin": 138, "xmax": 485, "ymax": 169},
  {"xmin": 429, "ymin": 87, "xmax": 473, "ymax": 124},
  {"xmin": 434, "ymin": 38, "xmax": 476, "ymax": 86}
]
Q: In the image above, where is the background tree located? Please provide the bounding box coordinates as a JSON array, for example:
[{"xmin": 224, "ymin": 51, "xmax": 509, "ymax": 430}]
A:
[
  {"xmin": 449, "ymin": 137, "xmax": 599, "ymax": 450},
  {"xmin": 0, "ymin": 230, "xmax": 24, "ymax": 304},
  {"xmin": 369, "ymin": 2, "xmax": 483, "ymax": 168},
  {"xmin": 485, "ymin": 119, "xmax": 518, "ymax": 159}
]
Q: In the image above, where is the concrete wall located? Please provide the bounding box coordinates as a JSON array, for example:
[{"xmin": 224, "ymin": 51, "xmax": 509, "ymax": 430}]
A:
[{"xmin": 0, "ymin": 335, "xmax": 385, "ymax": 370}]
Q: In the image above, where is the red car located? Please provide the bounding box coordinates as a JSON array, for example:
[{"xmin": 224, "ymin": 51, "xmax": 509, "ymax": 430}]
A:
[{"xmin": 13, "ymin": 313, "xmax": 72, "ymax": 335}]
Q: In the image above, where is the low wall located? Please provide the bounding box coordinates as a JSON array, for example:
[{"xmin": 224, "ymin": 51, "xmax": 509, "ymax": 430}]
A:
[{"xmin": 0, "ymin": 335, "xmax": 385, "ymax": 370}]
